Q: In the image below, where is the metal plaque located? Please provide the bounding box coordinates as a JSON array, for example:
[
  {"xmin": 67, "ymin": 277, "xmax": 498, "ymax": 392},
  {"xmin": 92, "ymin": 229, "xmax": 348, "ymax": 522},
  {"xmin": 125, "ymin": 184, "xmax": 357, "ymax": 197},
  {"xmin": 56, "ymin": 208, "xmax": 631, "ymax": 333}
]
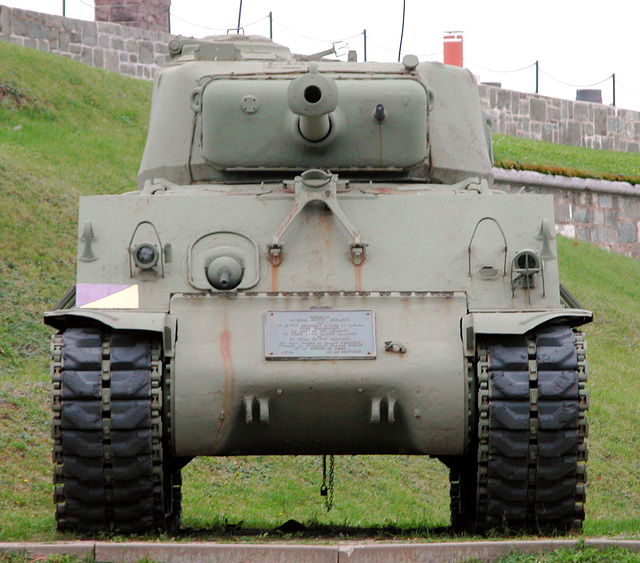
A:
[{"xmin": 264, "ymin": 309, "xmax": 376, "ymax": 360}]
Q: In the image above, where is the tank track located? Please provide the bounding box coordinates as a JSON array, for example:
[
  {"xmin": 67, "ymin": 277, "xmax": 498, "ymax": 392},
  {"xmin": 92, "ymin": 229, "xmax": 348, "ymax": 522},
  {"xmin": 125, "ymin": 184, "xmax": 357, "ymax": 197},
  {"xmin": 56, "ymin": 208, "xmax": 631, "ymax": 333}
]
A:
[
  {"xmin": 51, "ymin": 327, "xmax": 181, "ymax": 533},
  {"xmin": 450, "ymin": 324, "xmax": 588, "ymax": 533}
]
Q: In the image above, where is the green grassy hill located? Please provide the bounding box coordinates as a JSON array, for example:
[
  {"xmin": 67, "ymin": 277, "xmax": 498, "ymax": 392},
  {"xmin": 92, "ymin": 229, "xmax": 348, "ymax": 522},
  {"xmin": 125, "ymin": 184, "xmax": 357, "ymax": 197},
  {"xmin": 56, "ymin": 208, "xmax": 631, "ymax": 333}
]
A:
[{"xmin": 1, "ymin": 41, "xmax": 639, "ymax": 541}]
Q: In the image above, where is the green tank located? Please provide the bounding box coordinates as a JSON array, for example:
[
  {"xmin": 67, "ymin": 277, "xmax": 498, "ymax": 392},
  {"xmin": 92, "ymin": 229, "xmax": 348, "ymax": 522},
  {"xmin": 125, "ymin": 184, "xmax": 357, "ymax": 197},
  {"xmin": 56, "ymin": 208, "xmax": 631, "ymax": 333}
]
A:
[{"xmin": 45, "ymin": 34, "xmax": 592, "ymax": 534}]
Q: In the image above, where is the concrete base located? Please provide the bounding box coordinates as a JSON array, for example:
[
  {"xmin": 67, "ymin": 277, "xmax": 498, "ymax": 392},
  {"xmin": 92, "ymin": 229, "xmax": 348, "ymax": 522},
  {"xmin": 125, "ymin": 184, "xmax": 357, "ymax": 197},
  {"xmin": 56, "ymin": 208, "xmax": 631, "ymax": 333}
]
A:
[{"xmin": 1, "ymin": 539, "xmax": 639, "ymax": 563}]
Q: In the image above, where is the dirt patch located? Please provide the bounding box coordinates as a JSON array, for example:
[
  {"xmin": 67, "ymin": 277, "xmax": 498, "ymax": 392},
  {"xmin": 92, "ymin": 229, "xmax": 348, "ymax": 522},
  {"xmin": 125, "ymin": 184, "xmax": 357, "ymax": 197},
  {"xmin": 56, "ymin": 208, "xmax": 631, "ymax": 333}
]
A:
[{"xmin": 0, "ymin": 81, "xmax": 37, "ymax": 109}]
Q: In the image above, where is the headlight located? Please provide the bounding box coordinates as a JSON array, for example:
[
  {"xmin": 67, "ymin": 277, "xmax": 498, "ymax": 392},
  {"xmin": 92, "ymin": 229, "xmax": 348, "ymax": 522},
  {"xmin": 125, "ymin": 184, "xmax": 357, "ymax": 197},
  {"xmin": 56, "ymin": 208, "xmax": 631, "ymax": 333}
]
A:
[{"xmin": 132, "ymin": 243, "xmax": 159, "ymax": 270}]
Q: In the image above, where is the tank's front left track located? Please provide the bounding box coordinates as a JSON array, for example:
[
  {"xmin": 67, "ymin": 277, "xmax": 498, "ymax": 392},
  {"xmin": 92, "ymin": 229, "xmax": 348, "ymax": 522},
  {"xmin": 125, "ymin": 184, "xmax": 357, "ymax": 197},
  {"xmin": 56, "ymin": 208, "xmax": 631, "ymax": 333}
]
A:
[{"xmin": 51, "ymin": 327, "xmax": 180, "ymax": 533}]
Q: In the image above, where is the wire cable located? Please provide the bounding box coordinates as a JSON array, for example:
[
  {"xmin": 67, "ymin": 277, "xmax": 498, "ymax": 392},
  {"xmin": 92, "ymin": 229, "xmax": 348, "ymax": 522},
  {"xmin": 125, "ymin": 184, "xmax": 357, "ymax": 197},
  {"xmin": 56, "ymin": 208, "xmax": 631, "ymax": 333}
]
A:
[
  {"xmin": 465, "ymin": 59, "xmax": 537, "ymax": 73},
  {"xmin": 366, "ymin": 35, "xmax": 398, "ymax": 54},
  {"xmin": 169, "ymin": 12, "xmax": 268, "ymax": 32},
  {"xmin": 271, "ymin": 19, "xmax": 363, "ymax": 43},
  {"xmin": 538, "ymin": 68, "xmax": 612, "ymax": 88},
  {"xmin": 397, "ymin": 0, "xmax": 406, "ymax": 62},
  {"xmin": 615, "ymin": 80, "xmax": 640, "ymax": 101}
]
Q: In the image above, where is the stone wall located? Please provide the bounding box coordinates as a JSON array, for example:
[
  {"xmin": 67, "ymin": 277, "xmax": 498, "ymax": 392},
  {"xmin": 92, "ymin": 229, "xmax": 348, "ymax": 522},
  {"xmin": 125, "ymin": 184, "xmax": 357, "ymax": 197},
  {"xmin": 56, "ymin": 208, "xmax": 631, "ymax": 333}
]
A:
[
  {"xmin": 494, "ymin": 169, "xmax": 640, "ymax": 258},
  {"xmin": 0, "ymin": 5, "xmax": 171, "ymax": 79},
  {"xmin": 479, "ymin": 84, "xmax": 640, "ymax": 153},
  {"xmin": 94, "ymin": 0, "xmax": 170, "ymax": 32},
  {"xmin": 3, "ymin": 5, "xmax": 640, "ymax": 259},
  {"xmin": 2, "ymin": 2, "xmax": 640, "ymax": 158}
]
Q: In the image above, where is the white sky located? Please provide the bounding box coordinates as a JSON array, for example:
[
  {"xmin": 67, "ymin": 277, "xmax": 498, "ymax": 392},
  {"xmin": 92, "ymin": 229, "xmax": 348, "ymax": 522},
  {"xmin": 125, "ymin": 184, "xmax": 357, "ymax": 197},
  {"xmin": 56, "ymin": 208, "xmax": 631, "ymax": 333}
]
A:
[{"xmin": 7, "ymin": 0, "xmax": 640, "ymax": 112}]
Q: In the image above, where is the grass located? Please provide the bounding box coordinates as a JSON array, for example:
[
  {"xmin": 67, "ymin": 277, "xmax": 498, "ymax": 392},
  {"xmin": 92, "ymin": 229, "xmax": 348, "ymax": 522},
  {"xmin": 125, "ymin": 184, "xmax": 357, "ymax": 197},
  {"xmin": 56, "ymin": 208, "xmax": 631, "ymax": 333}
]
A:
[
  {"xmin": 1, "ymin": 40, "xmax": 640, "ymax": 542},
  {"xmin": 468, "ymin": 546, "xmax": 640, "ymax": 562},
  {"xmin": 493, "ymin": 134, "xmax": 640, "ymax": 184}
]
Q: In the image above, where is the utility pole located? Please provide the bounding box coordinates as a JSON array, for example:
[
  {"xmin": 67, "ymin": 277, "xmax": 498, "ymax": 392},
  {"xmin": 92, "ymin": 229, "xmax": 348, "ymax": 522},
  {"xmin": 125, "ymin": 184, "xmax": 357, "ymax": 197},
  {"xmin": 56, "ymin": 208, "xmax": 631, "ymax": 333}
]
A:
[
  {"xmin": 269, "ymin": 11, "xmax": 273, "ymax": 39},
  {"xmin": 62, "ymin": 0, "xmax": 65, "ymax": 16},
  {"xmin": 612, "ymin": 73, "xmax": 616, "ymax": 107},
  {"xmin": 363, "ymin": 29, "xmax": 367, "ymax": 62},
  {"xmin": 237, "ymin": 0, "xmax": 243, "ymax": 30},
  {"xmin": 535, "ymin": 60, "xmax": 539, "ymax": 94}
]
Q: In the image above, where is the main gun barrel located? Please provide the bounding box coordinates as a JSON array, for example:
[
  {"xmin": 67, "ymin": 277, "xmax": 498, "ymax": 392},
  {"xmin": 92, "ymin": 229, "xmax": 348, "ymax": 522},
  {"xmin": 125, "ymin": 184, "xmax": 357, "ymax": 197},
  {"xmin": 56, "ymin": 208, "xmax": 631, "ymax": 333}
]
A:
[{"xmin": 287, "ymin": 62, "xmax": 338, "ymax": 142}]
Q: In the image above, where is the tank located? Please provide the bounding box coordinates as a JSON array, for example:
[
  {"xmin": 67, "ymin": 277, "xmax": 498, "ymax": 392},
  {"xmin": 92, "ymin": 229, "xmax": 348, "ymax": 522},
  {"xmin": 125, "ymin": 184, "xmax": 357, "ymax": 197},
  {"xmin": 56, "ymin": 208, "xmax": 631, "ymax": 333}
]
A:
[{"xmin": 45, "ymin": 34, "xmax": 592, "ymax": 534}]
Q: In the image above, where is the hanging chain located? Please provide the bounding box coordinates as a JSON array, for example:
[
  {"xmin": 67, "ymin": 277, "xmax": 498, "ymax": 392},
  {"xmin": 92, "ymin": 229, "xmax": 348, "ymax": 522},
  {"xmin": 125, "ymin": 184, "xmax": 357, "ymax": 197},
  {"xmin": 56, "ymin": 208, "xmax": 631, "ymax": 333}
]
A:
[{"xmin": 320, "ymin": 454, "xmax": 335, "ymax": 511}]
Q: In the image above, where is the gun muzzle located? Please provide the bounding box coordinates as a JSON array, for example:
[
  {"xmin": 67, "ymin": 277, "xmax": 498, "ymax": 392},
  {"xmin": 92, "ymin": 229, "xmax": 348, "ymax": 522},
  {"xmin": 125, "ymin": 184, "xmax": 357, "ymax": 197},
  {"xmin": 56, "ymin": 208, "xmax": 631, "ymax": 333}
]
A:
[{"xmin": 287, "ymin": 62, "xmax": 338, "ymax": 142}]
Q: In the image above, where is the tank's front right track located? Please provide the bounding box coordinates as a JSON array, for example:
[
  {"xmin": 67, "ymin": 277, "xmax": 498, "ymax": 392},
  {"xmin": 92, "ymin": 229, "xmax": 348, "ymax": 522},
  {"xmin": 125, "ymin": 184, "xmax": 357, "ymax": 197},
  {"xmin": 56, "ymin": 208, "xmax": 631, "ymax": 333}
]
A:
[
  {"xmin": 51, "ymin": 327, "xmax": 180, "ymax": 533},
  {"xmin": 450, "ymin": 324, "xmax": 588, "ymax": 533}
]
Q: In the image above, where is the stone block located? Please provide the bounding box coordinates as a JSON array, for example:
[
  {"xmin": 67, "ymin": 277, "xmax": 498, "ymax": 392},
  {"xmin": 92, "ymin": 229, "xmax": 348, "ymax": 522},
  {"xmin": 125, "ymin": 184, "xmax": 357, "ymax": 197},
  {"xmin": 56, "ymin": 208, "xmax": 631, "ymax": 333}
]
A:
[
  {"xmin": 69, "ymin": 31, "xmax": 81, "ymax": 43},
  {"xmin": 605, "ymin": 209, "xmax": 617, "ymax": 227},
  {"xmin": 555, "ymin": 202, "xmax": 572, "ymax": 223},
  {"xmin": 574, "ymin": 102, "xmax": 589, "ymax": 122},
  {"xmin": 618, "ymin": 198, "xmax": 640, "ymax": 220},
  {"xmin": 530, "ymin": 97, "xmax": 546, "ymax": 122},
  {"xmin": 10, "ymin": 18, "xmax": 29, "ymax": 37},
  {"xmin": 59, "ymin": 31, "xmax": 69, "ymax": 51},
  {"xmin": 593, "ymin": 209, "xmax": 604, "ymax": 225},
  {"xmin": 104, "ymin": 50, "xmax": 120, "ymax": 72},
  {"xmin": 599, "ymin": 194, "xmax": 613, "ymax": 208},
  {"xmin": 0, "ymin": 7, "xmax": 11, "ymax": 35},
  {"xmin": 594, "ymin": 107, "xmax": 608, "ymax": 136},
  {"xmin": 580, "ymin": 192, "xmax": 593, "ymax": 206},
  {"xmin": 120, "ymin": 52, "xmax": 128, "ymax": 61},
  {"xmin": 139, "ymin": 40, "xmax": 154, "ymax": 64},
  {"xmin": 82, "ymin": 20, "xmax": 97, "ymax": 45},
  {"xmin": 120, "ymin": 63, "xmax": 136, "ymax": 76},
  {"xmin": 129, "ymin": 53, "xmax": 137, "ymax": 63},
  {"xmin": 548, "ymin": 106, "xmax": 561, "ymax": 122},
  {"xmin": 81, "ymin": 46, "xmax": 92, "ymax": 65},
  {"xmin": 45, "ymin": 25, "xmax": 59, "ymax": 41},
  {"xmin": 111, "ymin": 36, "xmax": 124, "ymax": 50},
  {"xmin": 573, "ymin": 208, "xmax": 590, "ymax": 224},
  {"xmin": 576, "ymin": 226, "xmax": 592, "ymax": 241},
  {"xmin": 497, "ymin": 89, "xmax": 511, "ymax": 111},
  {"xmin": 97, "ymin": 21, "xmax": 118, "ymax": 35},
  {"xmin": 126, "ymin": 39, "xmax": 137, "ymax": 52},
  {"xmin": 94, "ymin": 47, "xmax": 104, "ymax": 69},
  {"xmin": 618, "ymin": 221, "xmax": 637, "ymax": 243},
  {"xmin": 98, "ymin": 33, "xmax": 110, "ymax": 49},
  {"xmin": 541, "ymin": 124, "xmax": 555, "ymax": 143},
  {"xmin": 560, "ymin": 121, "xmax": 582, "ymax": 147},
  {"xmin": 607, "ymin": 116, "xmax": 621, "ymax": 134},
  {"xmin": 597, "ymin": 227, "xmax": 610, "ymax": 244},
  {"xmin": 69, "ymin": 43, "xmax": 81, "ymax": 54}
]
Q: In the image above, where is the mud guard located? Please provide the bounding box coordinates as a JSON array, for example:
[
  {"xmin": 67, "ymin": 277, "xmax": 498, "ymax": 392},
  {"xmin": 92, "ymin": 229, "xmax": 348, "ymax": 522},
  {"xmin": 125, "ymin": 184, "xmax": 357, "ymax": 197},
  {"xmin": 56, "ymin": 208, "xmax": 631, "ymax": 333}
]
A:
[
  {"xmin": 462, "ymin": 309, "xmax": 593, "ymax": 356},
  {"xmin": 44, "ymin": 309, "xmax": 176, "ymax": 356}
]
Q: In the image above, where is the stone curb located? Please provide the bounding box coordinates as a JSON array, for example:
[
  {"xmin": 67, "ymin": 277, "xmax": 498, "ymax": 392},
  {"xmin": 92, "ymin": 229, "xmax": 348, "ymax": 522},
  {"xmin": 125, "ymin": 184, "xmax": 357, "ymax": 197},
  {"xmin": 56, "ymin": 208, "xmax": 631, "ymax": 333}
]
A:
[
  {"xmin": 1, "ymin": 539, "xmax": 639, "ymax": 562},
  {"xmin": 493, "ymin": 167, "xmax": 640, "ymax": 197}
]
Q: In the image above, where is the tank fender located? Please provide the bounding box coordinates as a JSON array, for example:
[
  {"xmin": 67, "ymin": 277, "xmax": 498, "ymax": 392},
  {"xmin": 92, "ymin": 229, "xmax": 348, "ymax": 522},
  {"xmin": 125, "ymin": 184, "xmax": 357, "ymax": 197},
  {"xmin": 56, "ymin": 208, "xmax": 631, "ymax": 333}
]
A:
[
  {"xmin": 462, "ymin": 309, "xmax": 593, "ymax": 356},
  {"xmin": 44, "ymin": 309, "xmax": 176, "ymax": 356}
]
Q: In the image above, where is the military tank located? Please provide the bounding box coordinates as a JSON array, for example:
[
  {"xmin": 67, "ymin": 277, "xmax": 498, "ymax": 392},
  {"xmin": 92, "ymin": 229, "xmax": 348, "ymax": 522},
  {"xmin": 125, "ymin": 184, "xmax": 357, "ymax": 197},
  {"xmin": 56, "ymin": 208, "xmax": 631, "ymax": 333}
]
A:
[{"xmin": 45, "ymin": 34, "xmax": 591, "ymax": 534}]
